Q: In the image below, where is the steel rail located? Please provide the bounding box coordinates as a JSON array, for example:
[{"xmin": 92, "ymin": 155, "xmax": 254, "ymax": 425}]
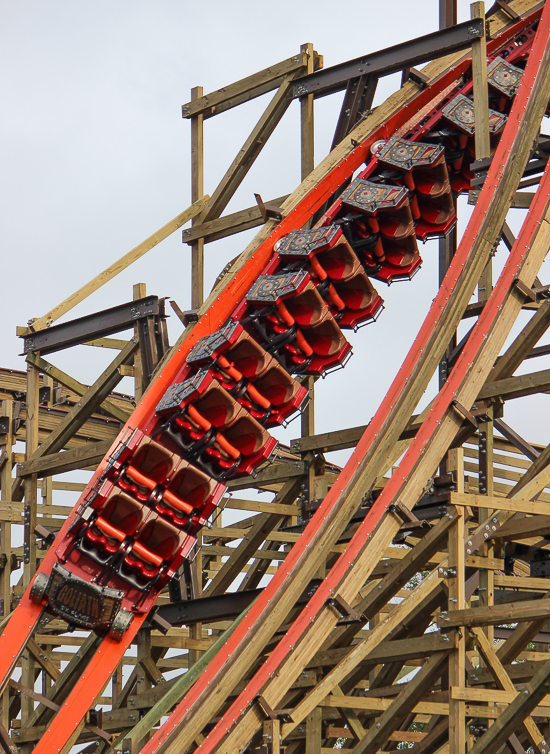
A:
[
  {"xmin": 142, "ymin": 6, "xmax": 550, "ymax": 754},
  {"xmin": 0, "ymin": 0, "xmax": 490, "ymax": 702},
  {"xmin": 0, "ymin": 5, "xmax": 542, "ymax": 754},
  {"xmin": 144, "ymin": 7, "xmax": 550, "ymax": 754}
]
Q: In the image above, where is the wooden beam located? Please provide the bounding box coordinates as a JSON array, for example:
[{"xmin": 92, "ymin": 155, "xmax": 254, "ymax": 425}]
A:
[
  {"xmin": 350, "ymin": 652, "xmax": 449, "ymax": 754},
  {"xmin": 490, "ymin": 514, "xmax": 550, "ymax": 541},
  {"xmin": 191, "ymin": 86, "xmax": 204, "ymax": 310},
  {"xmin": 300, "ymin": 42, "xmax": 315, "ymax": 181},
  {"xmin": 477, "ymin": 368, "xmax": 550, "ymax": 401},
  {"xmin": 511, "ymin": 440, "xmax": 550, "ymax": 499},
  {"xmin": 182, "ymin": 195, "xmax": 289, "ymax": 245},
  {"xmin": 468, "ymin": 655, "xmax": 550, "ymax": 754},
  {"xmin": 438, "ymin": 597, "xmax": 550, "ymax": 629},
  {"xmin": 27, "ymin": 339, "xmax": 137, "ymax": 460},
  {"xmin": 198, "ymin": 73, "xmax": 302, "ymax": 224},
  {"xmin": 471, "ymin": 627, "xmax": 546, "ymax": 752},
  {"xmin": 491, "ymin": 300, "xmax": 550, "ymax": 381},
  {"xmin": 451, "ymin": 492, "xmax": 550, "ymax": 516},
  {"xmin": 25, "ymin": 353, "xmax": 131, "ymax": 424},
  {"xmin": 226, "ymin": 461, "xmax": 306, "ymax": 491},
  {"xmin": 20, "ymin": 196, "xmax": 208, "ymax": 335},
  {"xmin": 204, "ymin": 479, "xmax": 300, "ymax": 597},
  {"xmin": 471, "ymin": 2, "xmax": 491, "ymax": 160},
  {"xmin": 82, "ymin": 337, "xmax": 130, "ymax": 350},
  {"xmin": 17, "ymin": 439, "xmax": 112, "ymax": 479},
  {"xmin": 468, "ymin": 189, "xmax": 536, "ymax": 207},
  {"xmin": 181, "ymin": 50, "xmax": 310, "ymax": 119}
]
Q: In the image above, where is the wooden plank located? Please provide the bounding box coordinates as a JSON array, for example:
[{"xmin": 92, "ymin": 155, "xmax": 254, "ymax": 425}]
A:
[
  {"xmin": 204, "ymin": 479, "xmax": 300, "ymax": 596},
  {"xmin": 490, "ymin": 514, "xmax": 550, "ymax": 541},
  {"xmin": 321, "ymin": 694, "xmax": 449, "ymax": 716},
  {"xmin": 27, "ymin": 339, "xmax": 137, "ymax": 460},
  {"xmin": 82, "ymin": 337, "xmax": 130, "ymax": 350},
  {"xmin": 223, "ymin": 498, "xmax": 300, "ymax": 516},
  {"xmin": 300, "ymin": 42, "xmax": 315, "ymax": 181},
  {"xmin": 451, "ymin": 492, "xmax": 550, "ymax": 516},
  {"xmin": 438, "ymin": 598, "xmax": 550, "ymax": 629},
  {"xmin": 182, "ymin": 195, "xmax": 289, "ymax": 245},
  {"xmin": 470, "ymin": 627, "xmax": 546, "ymax": 752},
  {"xmin": 198, "ymin": 73, "xmax": 302, "ymax": 224},
  {"xmin": 477, "ymin": 368, "xmax": 550, "ymax": 400},
  {"xmin": 468, "ymin": 655, "xmax": 550, "ymax": 754},
  {"xmin": 511, "ymin": 440, "xmax": 550, "ymax": 498},
  {"xmin": 491, "ymin": 299, "xmax": 550, "ymax": 381},
  {"xmin": 25, "ymin": 353, "xmax": 131, "ymax": 424},
  {"xmin": 191, "ymin": 85, "xmax": 204, "ymax": 310},
  {"xmin": 225, "ymin": 461, "xmax": 305, "ymax": 490},
  {"xmin": 311, "ymin": 631, "xmax": 457, "ymax": 669},
  {"xmin": 181, "ymin": 51, "xmax": 308, "ymax": 119},
  {"xmin": 350, "ymin": 652, "xmax": 449, "ymax": 754},
  {"xmin": 471, "ymin": 2, "xmax": 491, "ymax": 160},
  {"xmin": 469, "ymin": 190, "xmax": 536, "ymax": 207},
  {"xmin": 20, "ymin": 196, "xmax": 208, "ymax": 335},
  {"xmin": 17, "ymin": 439, "xmax": 112, "ymax": 479}
]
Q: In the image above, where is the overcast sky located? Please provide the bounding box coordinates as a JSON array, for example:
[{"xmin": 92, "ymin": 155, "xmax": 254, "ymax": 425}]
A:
[{"xmin": 1, "ymin": 0, "xmax": 548, "ymax": 463}]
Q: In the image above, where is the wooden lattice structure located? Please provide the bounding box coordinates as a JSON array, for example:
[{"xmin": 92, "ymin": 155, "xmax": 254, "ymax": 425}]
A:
[{"xmin": 2, "ymin": 1, "xmax": 550, "ymax": 753}]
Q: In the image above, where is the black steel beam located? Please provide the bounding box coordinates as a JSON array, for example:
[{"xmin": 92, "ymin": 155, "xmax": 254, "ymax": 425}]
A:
[
  {"xmin": 152, "ymin": 579, "xmax": 323, "ymax": 627},
  {"xmin": 21, "ymin": 296, "xmax": 163, "ymax": 355},
  {"xmin": 291, "ymin": 18, "xmax": 485, "ymax": 100}
]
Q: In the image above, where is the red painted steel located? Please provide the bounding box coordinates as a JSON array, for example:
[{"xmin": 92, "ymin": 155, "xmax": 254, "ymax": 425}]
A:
[
  {"xmin": 143, "ymin": 8, "xmax": 550, "ymax": 751},
  {"xmin": 0, "ymin": 8, "xmax": 543, "ymax": 754},
  {"xmin": 190, "ymin": 155, "xmax": 550, "ymax": 754}
]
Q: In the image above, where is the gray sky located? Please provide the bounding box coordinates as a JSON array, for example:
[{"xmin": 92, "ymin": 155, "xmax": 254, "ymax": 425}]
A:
[{"xmin": 1, "ymin": 0, "xmax": 548, "ymax": 461}]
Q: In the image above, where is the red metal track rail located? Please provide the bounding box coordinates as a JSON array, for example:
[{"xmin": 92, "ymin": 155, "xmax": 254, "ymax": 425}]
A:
[
  {"xmin": 189, "ymin": 124, "xmax": 550, "ymax": 754},
  {"xmin": 142, "ymin": 7, "xmax": 550, "ymax": 752},
  {"xmin": 0, "ymin": 8, "xmax": 543, "ymax": 754}
]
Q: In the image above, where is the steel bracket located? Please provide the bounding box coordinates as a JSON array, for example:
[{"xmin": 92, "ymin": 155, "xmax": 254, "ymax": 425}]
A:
[
  {"xmin": 327, "ymin": 594, "xmax": 366, "ymax": 625},
  {"xmin": 255, "ymin": 694, "xmax": 294, "ymax": 723},
  {"xmin": 451, "ymin": 400, "xmax": 478, "ymax": 428}
]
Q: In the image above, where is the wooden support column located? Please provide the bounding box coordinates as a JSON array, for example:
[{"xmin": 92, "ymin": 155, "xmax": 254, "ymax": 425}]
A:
[
  {"xmin": 447, "ymin": 450, "xmax": 466, "ymax": 754},
  {"xmin": 263, "ymin": 718, "xmax": 281, "ymax": 754},
  {"xmin": 23, "ymin": 362, "xmax": 39, "ymax": 589},
  {"xmin": 0, "ymin": 399, "xmax": 13, "ymax": 731},
  {"xmin": 471, "ymin": 1, "xmax": 490, "ymax": 161},
  {"xmin": 191, "ymin": 85, "xmax": 204, "ymax": 310},
  {"xmin": 20, "ymin": 362, "xmax": 39, "ymax": 751},
  {"xmin": 137, "ymin": 629, "xmax": 153, "ymax": 747},
  {"xmin": 305, "ymin": 707, "xmax": 322, "ymax": 754},
  {"xmin": 300, "ymin": 43, "xmax": 314, "ymax": 182}
]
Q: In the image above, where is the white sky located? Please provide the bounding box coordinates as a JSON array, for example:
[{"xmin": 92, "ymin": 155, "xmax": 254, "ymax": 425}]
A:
[{"xmin": 1, "ymin": 0, "xmax": 548, "ymax": 463}]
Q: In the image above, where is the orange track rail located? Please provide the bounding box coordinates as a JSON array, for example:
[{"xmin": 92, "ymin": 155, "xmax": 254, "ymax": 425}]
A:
[
  {"xmin": 142, "ymin": 7, "xmax": 550, "ymax": 752},
  {"xmin": 0, "ymin": 8, "xmax": 544, "ymax": 753}
]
